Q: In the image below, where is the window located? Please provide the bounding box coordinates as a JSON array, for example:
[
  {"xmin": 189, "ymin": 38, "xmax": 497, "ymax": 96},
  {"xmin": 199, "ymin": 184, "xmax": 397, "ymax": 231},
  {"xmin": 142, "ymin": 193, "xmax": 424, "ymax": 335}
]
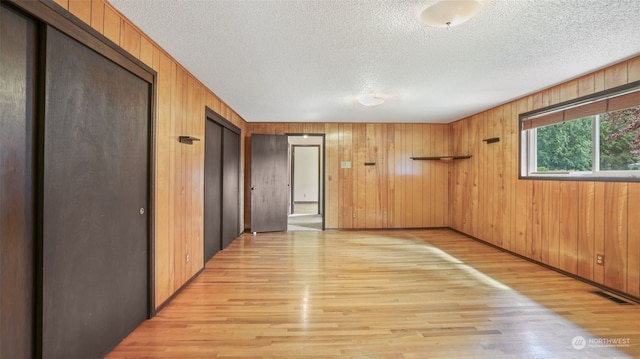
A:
[{"xmin": 520, "ymin": 82, "xmax": 640, "ymax": 180}]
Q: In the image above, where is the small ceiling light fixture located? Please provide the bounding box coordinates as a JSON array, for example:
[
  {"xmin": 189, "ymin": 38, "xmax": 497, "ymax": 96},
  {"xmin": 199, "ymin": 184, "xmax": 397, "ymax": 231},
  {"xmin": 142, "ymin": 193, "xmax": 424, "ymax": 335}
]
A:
[
  {"xmin": 357, "ymin": 94, "xmax": 385, "ymax": 107},
  {"xmin": 420, "ymin": 0, "xmax": 483, "ymax": 28}
]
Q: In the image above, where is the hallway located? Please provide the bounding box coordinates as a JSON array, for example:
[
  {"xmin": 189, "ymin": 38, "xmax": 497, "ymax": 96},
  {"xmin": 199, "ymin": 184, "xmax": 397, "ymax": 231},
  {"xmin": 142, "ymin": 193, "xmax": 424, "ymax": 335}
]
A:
[{"xmin": 288, "ymin": 201, "xmax": 322, "ymax": 231}]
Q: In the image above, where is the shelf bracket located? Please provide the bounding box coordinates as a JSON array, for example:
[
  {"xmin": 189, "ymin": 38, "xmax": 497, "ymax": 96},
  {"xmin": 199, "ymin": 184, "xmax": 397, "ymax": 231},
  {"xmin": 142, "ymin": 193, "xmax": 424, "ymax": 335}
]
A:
[
  {"xmin": 178, "ymin": 136, "xmax": 200, "ymax": 144},
  {"xmin": 483, "ymin": 137, "xmax": 500, "ymax": 144}
]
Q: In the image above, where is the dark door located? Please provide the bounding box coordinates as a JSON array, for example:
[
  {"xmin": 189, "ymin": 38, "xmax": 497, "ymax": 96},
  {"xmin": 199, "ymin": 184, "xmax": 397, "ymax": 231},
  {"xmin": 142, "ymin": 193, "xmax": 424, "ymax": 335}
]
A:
[
  {"xmin": 0, "ymin": 4, "xmax": 36, "ymax": 358},
  {"xmin": 250, "ymin": 134, "xmax": 289, "ymax": 232},
  {"xmin": 204, "ymin": 120, "xmax": 222, "ymax": 260},
  {"xmin": 205, "ymin": 111, "xmax": 241, "ymax": 256},
  {"xmin": 41, "ymin": 26, "xmax": 149, "ymax": 359},
  {"xmin": 222, "ymin": 127, "xmax": 240, "ymax": 247}
]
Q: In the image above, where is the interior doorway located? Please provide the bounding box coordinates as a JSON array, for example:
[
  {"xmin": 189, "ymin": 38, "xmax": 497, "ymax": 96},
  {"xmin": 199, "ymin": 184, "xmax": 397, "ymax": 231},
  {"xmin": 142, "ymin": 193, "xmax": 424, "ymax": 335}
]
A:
[{"xmin": 287, "ymin": 135, "xmax": 324, "ymax": 231}]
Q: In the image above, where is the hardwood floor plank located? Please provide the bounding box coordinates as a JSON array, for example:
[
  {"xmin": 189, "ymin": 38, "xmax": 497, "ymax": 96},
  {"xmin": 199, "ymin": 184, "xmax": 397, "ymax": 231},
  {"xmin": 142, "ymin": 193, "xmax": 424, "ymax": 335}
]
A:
[{"xmin": 108, "ymin": 230, "xmax": 640, "ymax": 358}]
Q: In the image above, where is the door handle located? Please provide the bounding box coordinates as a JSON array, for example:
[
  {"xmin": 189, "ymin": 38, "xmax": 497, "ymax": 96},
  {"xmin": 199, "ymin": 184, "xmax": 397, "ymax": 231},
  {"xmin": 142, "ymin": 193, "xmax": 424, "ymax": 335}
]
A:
[{"xmin": 251, "ymin": 186, "xmax": 256, "ymax": 190}]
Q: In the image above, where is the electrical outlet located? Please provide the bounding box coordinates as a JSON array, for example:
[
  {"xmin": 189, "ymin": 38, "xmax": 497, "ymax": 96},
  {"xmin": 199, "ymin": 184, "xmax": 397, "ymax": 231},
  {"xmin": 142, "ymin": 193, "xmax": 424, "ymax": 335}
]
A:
[
  {"xmin": 186, "ymin": 254, "xmax": 190, "ymax": 263},
  {"xmin": 596, "ymin": 254, "xmax": 604, "ymax": 266}
]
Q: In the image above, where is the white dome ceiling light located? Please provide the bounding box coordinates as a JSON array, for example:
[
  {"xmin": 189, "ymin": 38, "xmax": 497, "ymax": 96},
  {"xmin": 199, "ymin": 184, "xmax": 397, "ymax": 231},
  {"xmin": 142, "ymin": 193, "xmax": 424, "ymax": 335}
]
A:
[
  {"xmin": 420, "ymin": 0, "xmax": 483, "ymax": 28},
  {"xmin": 357, "ymin": 94, "xmax": 385, "ymax": 107}
]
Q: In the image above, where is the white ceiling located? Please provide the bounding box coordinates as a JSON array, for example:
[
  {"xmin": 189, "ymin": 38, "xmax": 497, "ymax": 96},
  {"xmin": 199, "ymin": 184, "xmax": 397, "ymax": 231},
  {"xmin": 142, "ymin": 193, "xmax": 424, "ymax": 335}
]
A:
[{"xmin": 109, "ymin": 0, "xmax": 640, "ymax": 124}]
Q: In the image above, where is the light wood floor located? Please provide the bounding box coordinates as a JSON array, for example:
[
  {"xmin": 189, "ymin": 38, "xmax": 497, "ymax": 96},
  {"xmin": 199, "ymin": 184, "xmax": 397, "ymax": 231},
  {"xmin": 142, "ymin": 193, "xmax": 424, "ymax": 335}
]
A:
[{"xmin": 108, "ymin": 230, "xmax": 640, "ymax": 358}]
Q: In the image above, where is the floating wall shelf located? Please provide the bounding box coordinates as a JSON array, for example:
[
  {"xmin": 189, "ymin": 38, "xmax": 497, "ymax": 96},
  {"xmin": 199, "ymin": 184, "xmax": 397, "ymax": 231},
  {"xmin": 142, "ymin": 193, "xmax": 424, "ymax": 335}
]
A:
[{"xmin": 410, "ymin": 155, "xmax": 472, "ymax": 161}]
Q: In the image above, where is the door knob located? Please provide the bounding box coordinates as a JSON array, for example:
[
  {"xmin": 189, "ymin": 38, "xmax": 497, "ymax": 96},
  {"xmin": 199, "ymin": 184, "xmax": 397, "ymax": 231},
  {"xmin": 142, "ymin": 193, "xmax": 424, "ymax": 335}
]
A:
[{"xmin": 251, "ymin": 186, "xmax": 256, "ymax": 190}]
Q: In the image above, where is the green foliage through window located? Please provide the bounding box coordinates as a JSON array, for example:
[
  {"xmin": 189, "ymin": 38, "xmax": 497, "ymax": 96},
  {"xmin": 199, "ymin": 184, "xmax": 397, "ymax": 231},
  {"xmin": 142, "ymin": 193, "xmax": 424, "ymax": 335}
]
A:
[
  {"xmin": 533, "ymin": 107, "xmax": 640, "ymax": 173},
  {"xmin": 537, "ymin": 117, "xmax": 592, "ymax": 172}
]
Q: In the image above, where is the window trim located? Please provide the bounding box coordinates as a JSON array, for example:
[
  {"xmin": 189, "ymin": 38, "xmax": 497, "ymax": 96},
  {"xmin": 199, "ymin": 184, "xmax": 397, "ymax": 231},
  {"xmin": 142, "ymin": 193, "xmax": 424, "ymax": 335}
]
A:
[{"xmin": 519, "ymin": 80, "xmax": 640, "ymax": 182}]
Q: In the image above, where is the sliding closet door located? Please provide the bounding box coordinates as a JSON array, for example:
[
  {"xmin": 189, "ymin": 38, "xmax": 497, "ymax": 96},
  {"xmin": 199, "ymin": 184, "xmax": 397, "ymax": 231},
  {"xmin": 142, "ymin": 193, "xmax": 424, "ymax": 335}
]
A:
[
  {"xmin": 204, "ymin": 119, "xmax": 222, "ymax": 260},
  {"xmin": 222, "ymin": 127, "xmax": 240, "ymax": 248},
  {"xmin": 0, "ymin": 4, "xmax": 36, "ymax": 358},
  {"xmin": 41, "ymin": 26, "xmax": 149, "ymax": 358},
  {"xmin": 205, "ymin": 109, "xmax": 241, "ymax": 256}
]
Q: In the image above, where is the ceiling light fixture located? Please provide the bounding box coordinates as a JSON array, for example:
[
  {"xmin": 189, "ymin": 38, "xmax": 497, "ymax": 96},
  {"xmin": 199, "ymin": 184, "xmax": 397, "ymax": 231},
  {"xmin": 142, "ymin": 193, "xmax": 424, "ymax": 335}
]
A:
[
  {"xmin": 420, "ymin": 0, "xmax": 483, "ymax": 28},
  {"xmin": 357, "ymin": 94, "xmax": 385, "ymax": 107}
]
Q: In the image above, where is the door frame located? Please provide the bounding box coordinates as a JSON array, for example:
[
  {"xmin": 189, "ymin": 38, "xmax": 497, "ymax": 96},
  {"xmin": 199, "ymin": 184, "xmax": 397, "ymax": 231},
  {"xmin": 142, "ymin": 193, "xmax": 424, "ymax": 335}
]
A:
[{"xmin": 286, "ymin": 133, "xmax": 326, "ymax": 230}]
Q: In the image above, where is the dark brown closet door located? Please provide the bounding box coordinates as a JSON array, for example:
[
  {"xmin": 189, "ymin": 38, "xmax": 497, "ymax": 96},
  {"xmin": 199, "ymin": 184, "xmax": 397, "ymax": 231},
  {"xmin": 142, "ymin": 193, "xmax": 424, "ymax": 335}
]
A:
[
  {"xmin": 41, "ymin": 26, "xmax": 149, "ymax": 359},
  {"xmin": 205, "ymin": 119, "xmax": 222, "ymax": 260},
  {"xmin": 0, "ymin": 4, "xmax": 36, "ymax": 358},
  {"xmin": 222, "ymin": 127, "xmax": 240, "ymax": 248}
]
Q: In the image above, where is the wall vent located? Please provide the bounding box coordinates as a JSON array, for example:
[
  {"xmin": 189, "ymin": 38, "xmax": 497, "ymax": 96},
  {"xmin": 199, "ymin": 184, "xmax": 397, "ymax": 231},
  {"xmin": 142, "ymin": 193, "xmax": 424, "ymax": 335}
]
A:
[{"xmin": 591, "ymin": 290, "xmax": 632, "ymax": 305}]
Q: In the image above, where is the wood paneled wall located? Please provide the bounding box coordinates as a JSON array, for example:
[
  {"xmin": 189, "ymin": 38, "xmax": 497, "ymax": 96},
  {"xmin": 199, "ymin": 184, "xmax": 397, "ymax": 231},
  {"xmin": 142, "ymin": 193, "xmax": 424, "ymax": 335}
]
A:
[
  {"xmin": 55, "ymin": 0, "xmax": 247, "ymax": 308},
  {"xmin": 55, "ymin": 0, "xmax": 640, "ymax": 302},
  {"xmin": 246, "ymin": 123, "xmax": 451, "ymax": 229},
  {"xmin": 450, "ymin": 56, "xmax": 640, "ymax": 299}
]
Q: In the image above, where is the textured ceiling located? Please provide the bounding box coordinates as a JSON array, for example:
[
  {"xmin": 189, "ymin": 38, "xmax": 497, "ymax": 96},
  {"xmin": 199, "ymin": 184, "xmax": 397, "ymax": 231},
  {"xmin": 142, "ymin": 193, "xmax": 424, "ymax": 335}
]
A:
[{"xmin": 109, "ymin": 0, "xmax": 640, "ymax": 124}]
